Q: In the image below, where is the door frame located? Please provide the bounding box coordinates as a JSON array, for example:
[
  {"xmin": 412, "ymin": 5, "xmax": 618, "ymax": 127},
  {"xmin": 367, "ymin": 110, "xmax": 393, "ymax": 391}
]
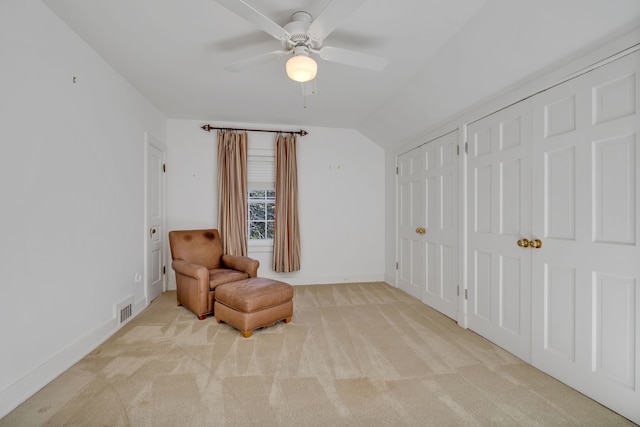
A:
[{"xmin": 144, "ymin": 132, "xmax": 167, "ymax": 305}]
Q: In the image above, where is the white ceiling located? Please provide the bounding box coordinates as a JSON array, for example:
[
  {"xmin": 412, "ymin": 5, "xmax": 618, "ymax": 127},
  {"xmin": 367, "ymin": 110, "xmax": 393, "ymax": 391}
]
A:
[{"xmin": 42, "ymin": 0, "xmax": 640, "ymax": 149}]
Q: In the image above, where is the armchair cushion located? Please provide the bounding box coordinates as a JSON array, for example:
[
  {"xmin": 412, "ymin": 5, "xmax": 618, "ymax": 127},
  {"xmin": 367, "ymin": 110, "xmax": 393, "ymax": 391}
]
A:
[{"xmin": 209, "ymin": 268, "xmax": 249, "ymax": 288}]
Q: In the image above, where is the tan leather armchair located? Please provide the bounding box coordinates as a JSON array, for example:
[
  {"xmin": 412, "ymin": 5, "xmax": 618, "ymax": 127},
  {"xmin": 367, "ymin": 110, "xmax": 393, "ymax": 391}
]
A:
[{"xmin": 168, "ymin": 229, "xmax": 259, "ymax": 320}]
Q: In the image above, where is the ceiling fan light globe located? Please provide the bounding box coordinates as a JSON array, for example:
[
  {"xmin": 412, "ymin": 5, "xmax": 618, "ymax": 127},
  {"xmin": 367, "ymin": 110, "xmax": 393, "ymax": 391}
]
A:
[{"xmin": 286, "ymin": 55, "xmax": 317, "ymax": 83}]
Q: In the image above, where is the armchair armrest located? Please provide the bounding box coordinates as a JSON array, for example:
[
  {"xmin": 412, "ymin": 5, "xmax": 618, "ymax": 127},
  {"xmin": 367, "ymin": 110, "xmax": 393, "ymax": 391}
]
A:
[
  {"xmin": 171, "ymin": 259, "xmax": 209, "ymax": 281},
  {"xmin": 171, "ymin": 259, "xmax": 212, "ymax": 320},
  {"xmin": 221, "ymin": 255, "xmax": 260, "ymax": 278}
]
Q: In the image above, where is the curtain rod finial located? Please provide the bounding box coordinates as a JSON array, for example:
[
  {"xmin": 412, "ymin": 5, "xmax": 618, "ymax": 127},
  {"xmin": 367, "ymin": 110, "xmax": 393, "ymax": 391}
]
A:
[
  {"xmin": 300, "ymin": 130, "xmax": 308, "ymax": 136},
  {"xmin": 201, "ymin": 124, "xmax": 212, "ymax": 132}
]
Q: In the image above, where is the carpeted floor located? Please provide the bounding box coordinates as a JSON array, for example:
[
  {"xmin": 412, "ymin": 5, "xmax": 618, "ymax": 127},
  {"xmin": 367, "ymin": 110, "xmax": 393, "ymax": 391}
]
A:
[{"xmin": 1, "ymin": 282, "xmax": 635, "ymax": 426}]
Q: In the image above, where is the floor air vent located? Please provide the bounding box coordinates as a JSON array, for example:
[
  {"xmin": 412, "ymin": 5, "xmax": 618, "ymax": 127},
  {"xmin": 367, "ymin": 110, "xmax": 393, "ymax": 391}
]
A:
[{"xmin": 115, "ymin": 296, "xmax": 134, "ymax": 328}]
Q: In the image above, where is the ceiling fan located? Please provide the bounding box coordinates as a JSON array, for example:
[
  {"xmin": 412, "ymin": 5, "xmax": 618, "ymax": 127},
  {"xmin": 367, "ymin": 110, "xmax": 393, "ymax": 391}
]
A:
[{"xmin": 215, "ymin": 0, "xmax": 388, "ymax": 82}]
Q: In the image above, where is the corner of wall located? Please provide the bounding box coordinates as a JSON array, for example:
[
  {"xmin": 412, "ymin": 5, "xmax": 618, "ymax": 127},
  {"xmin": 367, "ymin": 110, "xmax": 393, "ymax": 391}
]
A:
[
  {"xmin": 0, "ymin": 317, "xmax": 117, "ymax": 419},
  {"xmin": 0, "ymin": 299, "xmax": 150, "ymax": 419}
]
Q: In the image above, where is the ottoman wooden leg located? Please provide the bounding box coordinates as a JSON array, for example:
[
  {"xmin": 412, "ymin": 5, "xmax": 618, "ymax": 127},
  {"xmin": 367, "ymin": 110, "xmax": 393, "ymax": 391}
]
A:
[
  {"xmin": 285, "ymin": 316, "xmax": 292, "ymax": 323},
  {"xmin": 241, "ymin": 330, "xmax": 253, "ymax": 338}
]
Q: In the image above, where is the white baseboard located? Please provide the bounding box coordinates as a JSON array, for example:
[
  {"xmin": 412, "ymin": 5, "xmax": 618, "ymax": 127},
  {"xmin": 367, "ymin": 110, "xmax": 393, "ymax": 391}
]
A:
[
  {"xmin": 133, "ymin": 298, "xmax": 147, "ymax": 321},
  {"xmin": 259, "ymin": 273, "xmax": 386, "ymax": 286},
  {"xmin": 384, "ymin": 273, "xmax": 397, "ymax": 287},
  {"xmin": 0, "ymin": 298, "xmax": 147, "ymax": 419}
]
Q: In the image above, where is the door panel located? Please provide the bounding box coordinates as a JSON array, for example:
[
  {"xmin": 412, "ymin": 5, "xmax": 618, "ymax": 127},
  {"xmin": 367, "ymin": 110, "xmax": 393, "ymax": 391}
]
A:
[
  {"xmin": 474, "ymin": 165, "xmax": 492, "ymax": 233},
  {"xmin": 467, "ymin": 102, "xmax": 532, "ymax": 362},
  {"xmin": 500, "ymin": 255, "xmax": 522, "ymax": 335},
  {"xmin": 545, "ymin": 146, "xmax": 576, "ymax": 240},
  {"xmin": 501, "ymin": 158, "xmax": 521, "ymax": 234},
  {"xmin": 593, "ymin": 135, "xmax": 636, "ymax": 244},
  {"xmin": 473, "ymin": 250, "xmax": 492, "ymax": 320},
  {"xmin": 422, "ymin": 132, "xmax": 459, "ymax": 319},
  {"xmin": 531, "ymin": 50, "xmax": 640, "ymax": 423},
  {"xmin": 594, "ymin": 273, "xmax": 636, "ymax": 388},
  {"xmin": 543, "ymin": 264, "xmax": 576, "ymax": 360},
  {"xmin": 398, "ymin": 149, "xmax": 425, "ymax": 300}
]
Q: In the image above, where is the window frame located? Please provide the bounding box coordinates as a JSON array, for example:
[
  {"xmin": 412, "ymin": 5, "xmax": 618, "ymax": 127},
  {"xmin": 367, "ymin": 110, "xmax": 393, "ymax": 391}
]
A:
[{"xmin": 247, "ymin": 188, "xmax": 275, "ymax": 244}]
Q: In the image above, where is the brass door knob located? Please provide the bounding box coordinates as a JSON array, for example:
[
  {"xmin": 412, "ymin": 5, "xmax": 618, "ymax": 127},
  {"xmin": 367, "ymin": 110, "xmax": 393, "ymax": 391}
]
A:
[
  {"xmin": 529, "ymin": 239, "xmax": 543, "ymax": 249},
  {"xmin": 415, "ymin": 227, "xmax": 426, "ymax": 234},
  {"xmin": 517, "ymin": 238, "xmax": 530, "ymax": 248}
]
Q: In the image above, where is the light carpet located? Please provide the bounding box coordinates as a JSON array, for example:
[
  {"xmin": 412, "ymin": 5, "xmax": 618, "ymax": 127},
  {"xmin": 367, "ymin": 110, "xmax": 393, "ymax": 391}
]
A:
[{"xmin": 1, "ymin": 282, "xmax": 635, "ymax": 426}]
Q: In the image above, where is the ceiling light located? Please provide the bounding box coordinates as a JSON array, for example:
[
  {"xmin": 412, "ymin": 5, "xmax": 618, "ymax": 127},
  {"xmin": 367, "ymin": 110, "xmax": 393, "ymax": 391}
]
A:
[{"xmin": 286, "ymin": 46, "xmax": 317, "ymax": 83}]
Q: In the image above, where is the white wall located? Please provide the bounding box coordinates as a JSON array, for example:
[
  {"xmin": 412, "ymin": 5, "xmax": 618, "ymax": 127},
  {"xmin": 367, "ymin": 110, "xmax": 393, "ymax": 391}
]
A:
[
  {"xmin": 166, "ymin": 119, "xmax": 385, "ymax": 286},
  {"xmin": 0, "ymin": 0, "xmax": 166, "ymax": 417}
]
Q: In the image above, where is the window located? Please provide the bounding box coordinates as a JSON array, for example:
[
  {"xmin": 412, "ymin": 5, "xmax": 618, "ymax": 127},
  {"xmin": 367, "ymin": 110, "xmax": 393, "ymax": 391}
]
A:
[
  {"xmin": 247, "ymin": 140, "xmax": 275, "ymax": 243},
  {"xmin": 248, "ymin": 189, "xmax": 275, "ymax": 240}
]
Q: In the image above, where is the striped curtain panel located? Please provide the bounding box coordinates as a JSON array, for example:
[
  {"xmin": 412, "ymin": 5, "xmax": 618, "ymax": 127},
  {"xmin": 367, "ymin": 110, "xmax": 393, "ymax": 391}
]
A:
[
  {"xmin": 273, "ymin": 133, "xmax": 301, "ymax": 272},
  {"xmin": 217, "ymin": 131, "xmax": 248, "ymax": 256}
]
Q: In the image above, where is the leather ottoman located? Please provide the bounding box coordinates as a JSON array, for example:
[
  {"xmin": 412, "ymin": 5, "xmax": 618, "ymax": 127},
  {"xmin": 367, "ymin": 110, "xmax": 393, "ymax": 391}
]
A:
[{"xmin": 214, "ymin": 277, "xmax": 293, "ymax": 337}]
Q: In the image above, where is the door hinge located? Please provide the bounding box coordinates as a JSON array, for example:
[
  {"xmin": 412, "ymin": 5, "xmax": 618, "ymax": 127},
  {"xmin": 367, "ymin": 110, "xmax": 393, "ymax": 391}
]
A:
[
  {"xmin": 396, "ymin": 166, "xmax": 399, "ymax": 175},
  {"xmin": 457, "ymin": 285, "xmax": 459, "ymax": 296},
  {"xmin": 395, "ymin": 262, "xmax": 398, "ymax": 270},
  {"xmin": 464, "ymin": 142, "xmax": 468, "ymax": 154},
  {"xmin": 465, "ymin": 289, "xmax": 468, "ymax": 300},
  {"xmin": 163, "ymin": 163, "xmax": 166, "ymax": 173},
  {"xmin": 163, "ymin": 266, "xmax": 166, "ymax": 275},
  {"xmin": 457, "ymin": 145, "xmax": 460, "ymax": 156}
]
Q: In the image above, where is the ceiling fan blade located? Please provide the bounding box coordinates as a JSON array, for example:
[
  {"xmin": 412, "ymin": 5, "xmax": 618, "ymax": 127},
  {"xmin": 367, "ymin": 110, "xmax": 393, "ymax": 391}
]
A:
[
  {"xmin": 308, "ymin": 0, "xmax": 366, "ymax": 42},
  {"xmin": 224, "ymin": 50, "xmax": 290, "ymax": 71},
  {"xmin": 316, "ymin": 46, "xmax": 388, "ymax": 71},
  {"xmin": 215, "ymin": 0, "xmax": 289, "ymax": 41}
]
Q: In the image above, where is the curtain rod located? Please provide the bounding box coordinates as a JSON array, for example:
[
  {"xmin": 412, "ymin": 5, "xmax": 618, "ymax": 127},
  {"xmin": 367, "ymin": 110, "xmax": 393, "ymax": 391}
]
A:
[{"xmin": 201, "ymin": 124, "xmax": 308, "ymax": 136}]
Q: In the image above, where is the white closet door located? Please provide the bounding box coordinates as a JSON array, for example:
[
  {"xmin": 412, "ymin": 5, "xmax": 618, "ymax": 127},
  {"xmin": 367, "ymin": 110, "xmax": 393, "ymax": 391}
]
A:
[
  {"xmin": 531, "ymin": 50, "xmax": 640, "ymax": 423},
  {"xmin": 423, "ymin": 131, "xmax": 459, "ymax": 319},
  {"xmin": 398, "ymin": 131, "xmax": 459, "ymax": 320},
  {"xmin": 467, "ymin": 102, "xmax": 532, "ymax": 362},
  {"xmin": 398, "ymin": 147, "xmax": 426, "ymax": 300}
]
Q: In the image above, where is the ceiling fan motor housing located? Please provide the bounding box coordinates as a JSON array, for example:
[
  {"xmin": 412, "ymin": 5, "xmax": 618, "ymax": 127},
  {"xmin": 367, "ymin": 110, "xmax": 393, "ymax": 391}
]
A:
[{"xmin": 282, "ymin": 11, "xmax": 321, "ymax": 50}]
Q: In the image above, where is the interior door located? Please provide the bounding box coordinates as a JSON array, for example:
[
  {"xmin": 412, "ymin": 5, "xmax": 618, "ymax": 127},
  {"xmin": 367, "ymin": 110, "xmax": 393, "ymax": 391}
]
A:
[
  {"xmin": 422, "ymin": 131, "xmax": 459, "ymax": 319},
  {"xmin": 397, "ymin": 132, "xmax": 460, "ymax": 319},
  {"xmin": 531, "ymin": 50, "xmax": 640, "ymax": 423},
  {"xmin": 146, "ymin": 133, "xmax": 166, "ymax": 304},
  {"xmin": 397, "ymin": 147, "xmax": 426, "ymax": 300},
  {"xmin": 466, "ymin": 102, "xmax": 532, "ymax": 362}
]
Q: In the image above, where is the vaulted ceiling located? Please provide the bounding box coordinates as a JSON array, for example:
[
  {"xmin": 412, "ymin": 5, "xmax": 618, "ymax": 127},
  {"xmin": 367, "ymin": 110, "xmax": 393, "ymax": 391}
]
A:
[{"xmin": 43, "ymin": 0, "xmax": 640, "ymax": 149}]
